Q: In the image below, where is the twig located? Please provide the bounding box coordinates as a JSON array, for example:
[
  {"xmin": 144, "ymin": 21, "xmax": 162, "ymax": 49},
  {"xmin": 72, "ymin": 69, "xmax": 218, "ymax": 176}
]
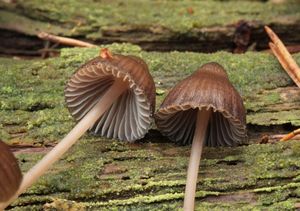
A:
[
  {"xmin": 100, "ymin": 48, "xmax": 113, "ymax": 59},
  {"xmin": 265, "ymin": 26, "xmax": 300, "ymax": 88},
  {"xmin": 39, "ymin": 41, "xmax": 60, "ymax": 58},
  {"xmin": 271, "ymin": 134, "xmax": 300, "ymax": 141},
  {"xmin": 41, "ymin": 40, "xmax": 50, "ymax": 59},
  {"xmin": 264, "ymin": 45, "xmax": 300, "ymax": 54},
  {"xmin": 280, "ymin": 128, "xmax": 300, "ymax": 142},
  {"xmin": 37, "ymin": 32, "xmax": 96, "ymax": 48},
  {"xmin": 260, "ymin": 133, "xmax": 300, "ymax": 144}
]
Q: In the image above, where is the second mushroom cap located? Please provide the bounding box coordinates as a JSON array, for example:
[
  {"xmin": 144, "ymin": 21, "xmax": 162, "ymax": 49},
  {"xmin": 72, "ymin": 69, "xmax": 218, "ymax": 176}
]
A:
[{"xmin": 155, "ymin": 62, "xmax": 247, "ymax": 146}]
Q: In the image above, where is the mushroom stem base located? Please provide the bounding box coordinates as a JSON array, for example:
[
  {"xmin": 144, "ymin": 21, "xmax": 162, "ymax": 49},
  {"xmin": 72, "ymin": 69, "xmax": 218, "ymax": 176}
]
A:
[
  {"xmin": 0, "ymin": 79, "xmax": 128, "ymax": 210},
  {"xmin": 183, "ymin": 108, "xmax": 211, "ymax": 211}
]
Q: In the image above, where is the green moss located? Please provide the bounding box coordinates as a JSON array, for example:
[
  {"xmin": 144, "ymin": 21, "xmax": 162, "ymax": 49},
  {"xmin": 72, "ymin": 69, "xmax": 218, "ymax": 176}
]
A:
[
  {"xmin": 264, "ymin": 92, "xmax": 281, "ymax": 104},
  {"xmin": 247, "ymin": 110, "xmax": 300, "ymax": 126},
  {"xmin": 43, "ymin": 190, "xmax": 218, "ymax": 210},
  {"xmin": 258, "ymin": 189, "xmax": 292, "ymax": 205},
  {"xmin": 44, "ymin": 199, "xmax": 85, "ymax": 211},
  {"xmin": 245, "ymin": 91, "xmax": 282, "ymax": 112},
  {"xmin": 270, "ymin": 200, "xmax": 298, "ymax": 211},
  {"xmin": 254, "ymin": 183, "xmax": 300, "ymax": 193}
]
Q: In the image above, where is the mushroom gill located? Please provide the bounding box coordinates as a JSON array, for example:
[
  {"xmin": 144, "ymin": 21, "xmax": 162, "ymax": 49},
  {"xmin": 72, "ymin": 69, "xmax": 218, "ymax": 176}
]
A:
[
  {"xmin": 155, "ymin": 62, "xmax": 247, "ymax": 147},
  {"xmin": 65, "ymin": 54, "xmax": 155, "ymax": 141}
]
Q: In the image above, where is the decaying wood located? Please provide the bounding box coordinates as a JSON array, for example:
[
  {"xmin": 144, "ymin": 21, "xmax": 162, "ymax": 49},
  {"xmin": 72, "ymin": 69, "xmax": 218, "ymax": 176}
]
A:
[{"xmin": 1, "ymin": 44, "xmax": 300, "ymax": 210}]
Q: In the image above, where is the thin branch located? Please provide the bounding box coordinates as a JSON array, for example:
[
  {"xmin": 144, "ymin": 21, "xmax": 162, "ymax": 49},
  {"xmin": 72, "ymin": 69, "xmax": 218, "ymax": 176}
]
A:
[
  {"xmin": 260, "ymin": 133, "xmax": 300, "ymax": 144},
  {"xmin": 37, "ymin": 32, "xmax": 96, "ymax": 48},
  {"xmin": 265, "ymin": 26, "xmax": 300, "ymax": 88},
  {"xmin": 41, "ymin": 40, "xmax": 50, "ymax": 59},
  {"xmin": 280, "ymin": 128, "xmax": 300, "ymax": 142},
  {"xmin": 271, "ymin": 134, "xmax": 300, "ymax": 141},
  {"xmin": 264, "ymin": 44, "xmax": 300, "ymax": 54}
]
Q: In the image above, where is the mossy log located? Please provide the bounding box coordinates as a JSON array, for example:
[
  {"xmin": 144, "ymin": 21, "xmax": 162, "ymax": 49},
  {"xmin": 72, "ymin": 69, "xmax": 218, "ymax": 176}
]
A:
[
  {"xmin": 1, "ymin": 44, "xmax": 300, "ymax": 210},
  {"xmin": 0, "ymin": 0, "xmax": 299, "ymax": 53}
]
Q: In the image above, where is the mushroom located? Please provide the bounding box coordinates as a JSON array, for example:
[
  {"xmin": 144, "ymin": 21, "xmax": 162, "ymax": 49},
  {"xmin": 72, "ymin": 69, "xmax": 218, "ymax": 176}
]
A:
[
  {"xmin": 0, "ymin": 141, "xmax": 22, "ymax": 203},
  {"xmin": 65, "ymin": 48, "xmax": 155, "ymax": 141},
  {"xmin": 155, "ymin": 62, "xmax": 247, "ymax": 210},
  {"xmin": 0, "ymin": 49, "xmax": 155, "ymax": 209}
]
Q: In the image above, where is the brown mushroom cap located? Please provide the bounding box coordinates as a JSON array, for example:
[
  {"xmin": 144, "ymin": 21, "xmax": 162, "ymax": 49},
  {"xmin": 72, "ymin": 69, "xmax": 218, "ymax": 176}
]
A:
[
  {"xmin": 65, "ymin": 54, "xmax": 155, "ymax": 141},
  {"xmin": 0, "ymin": 141, "xmax": 22, "ymax": 202},
  {"xmin": 155, "ymin": 62, "xmax": 247, "ymax": 146}
]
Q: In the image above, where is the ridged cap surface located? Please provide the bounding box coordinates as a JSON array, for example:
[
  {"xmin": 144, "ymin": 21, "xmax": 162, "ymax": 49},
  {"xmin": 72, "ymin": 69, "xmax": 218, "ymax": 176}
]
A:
[
  {"xmin": 0, "ymin": 141, "xmax": 22, "ymax": 202},
  {"xmin": 65, "ymin": 53, "xmax": 155, "ymax": 141},
  {"xmin": 155, "ymin": 62, "xmax": 247, "ymax": 146}
]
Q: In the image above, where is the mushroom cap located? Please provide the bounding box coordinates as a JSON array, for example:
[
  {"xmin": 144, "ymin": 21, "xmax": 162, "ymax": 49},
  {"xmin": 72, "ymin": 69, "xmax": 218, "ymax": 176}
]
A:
[
  {"xmin": 65, "ymin": 53, "xmax": 155, "ymax": 141},
  {"xmin": 0, "ymin": 141, "xmax": 22, "ymax": 202},
  {"xmin": 155, "ymin": 62, "xmax": 247, "ymax": 146}
]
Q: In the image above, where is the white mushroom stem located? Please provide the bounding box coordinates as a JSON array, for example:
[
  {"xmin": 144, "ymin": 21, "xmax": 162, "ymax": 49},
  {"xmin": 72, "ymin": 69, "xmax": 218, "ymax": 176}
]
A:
[
  {"xmin": 0, "ymin": 79, "xmax": 128, "ymax": 210},
  {"xmin": 183, "ymin": 108, "xmax": 212, "ymax": 211}
]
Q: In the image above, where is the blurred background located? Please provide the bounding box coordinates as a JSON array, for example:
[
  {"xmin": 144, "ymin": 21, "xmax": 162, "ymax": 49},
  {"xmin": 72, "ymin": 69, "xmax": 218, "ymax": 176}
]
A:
[{"xmin": 0, "ymin": 0, "xmax": 299, "ymax": 58}]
